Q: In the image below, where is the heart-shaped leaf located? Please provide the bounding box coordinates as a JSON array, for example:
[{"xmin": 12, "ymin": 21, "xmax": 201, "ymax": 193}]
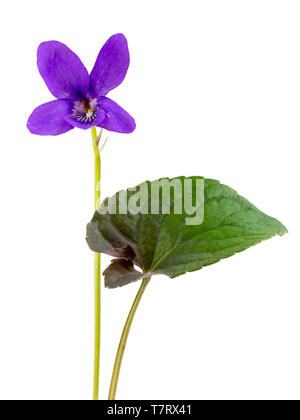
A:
[{"xmin": 86, "ymin": 177, "xmax": 287, "ymax": 288}]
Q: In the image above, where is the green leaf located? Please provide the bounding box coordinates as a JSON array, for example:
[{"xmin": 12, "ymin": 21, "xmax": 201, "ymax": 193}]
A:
[{"xmin": 86, "ymin": 177, "xmax": 287, "ymax": 288}]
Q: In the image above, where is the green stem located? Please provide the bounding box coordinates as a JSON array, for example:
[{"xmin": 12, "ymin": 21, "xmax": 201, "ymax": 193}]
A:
[
  {"xmin": 91, "ymin": 126, "xmax": 101, "ymax": 401},
  {"xmin": 108, "ymin": 277, "xmax": 151, "ymax": 400}
]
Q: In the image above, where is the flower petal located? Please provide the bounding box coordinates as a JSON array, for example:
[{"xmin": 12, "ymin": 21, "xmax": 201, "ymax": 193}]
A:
[
  {"xmin": 37, "ymin": 41, "xmax": 89, "ymax": 100},
  {"xmin": 89, "ymin": 34, "xmax": 130, "ymax": 97},
  {"xmin": 27, "ymin": 99, "xmax": 74, "ymax": 136},
  {"xmin": 97, "ymin": 97, "xmax": 136, "ymax": 133},
  {"xmin": 64, "ymin": 109, "xmax": 106, "ymax": 130}
]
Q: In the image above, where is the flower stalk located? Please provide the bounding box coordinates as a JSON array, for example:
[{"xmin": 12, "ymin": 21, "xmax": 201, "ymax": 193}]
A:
[
  {"xmin": 108, "ymin": 277, "xmax": 151, "ymax": 400},
  {"xmin": 92, "ymin": 126, "xmax": 102, "ymax": 400}
]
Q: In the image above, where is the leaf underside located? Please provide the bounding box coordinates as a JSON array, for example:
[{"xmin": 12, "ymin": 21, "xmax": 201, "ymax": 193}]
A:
[{"xmin": 86, "ymin": 177, "xmax": 287, "ymax": 288}]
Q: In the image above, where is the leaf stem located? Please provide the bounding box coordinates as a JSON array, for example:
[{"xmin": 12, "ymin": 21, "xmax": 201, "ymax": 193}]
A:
[
  {"xmin": 91, "ymin": 126, "xmax": 101, "ymax": 400},
  {"xmin": 108, "ymin": 277, "xmax": 151, "ymax": 400}
]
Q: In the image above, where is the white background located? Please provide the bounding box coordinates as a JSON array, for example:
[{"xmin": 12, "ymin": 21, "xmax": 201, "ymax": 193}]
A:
[{"xmin": 0, "ymin": 0, "xmax": 299, "ymax": 400}]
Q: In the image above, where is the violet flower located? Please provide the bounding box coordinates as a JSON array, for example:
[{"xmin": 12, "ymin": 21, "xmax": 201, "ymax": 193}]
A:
[{"xmin": 27, "ymin": 34, "xmax": 135, "ymax": 136}]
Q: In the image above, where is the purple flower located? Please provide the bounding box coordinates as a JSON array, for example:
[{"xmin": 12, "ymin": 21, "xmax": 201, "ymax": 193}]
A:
[{"xmin": 27, "ymin": 34, "xmax": 136, "ymax": 136}]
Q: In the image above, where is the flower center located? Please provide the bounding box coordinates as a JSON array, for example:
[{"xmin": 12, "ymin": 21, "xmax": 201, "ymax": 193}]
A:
[{"xmin": 72, "ymin": 98, "xmax": 98, "ymax": 123}]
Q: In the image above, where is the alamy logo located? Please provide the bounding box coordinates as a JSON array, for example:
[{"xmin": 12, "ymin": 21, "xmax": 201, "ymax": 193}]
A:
[{"xmin": 99, "ymin": 178, "xmax": 205, "ymax": 225}]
